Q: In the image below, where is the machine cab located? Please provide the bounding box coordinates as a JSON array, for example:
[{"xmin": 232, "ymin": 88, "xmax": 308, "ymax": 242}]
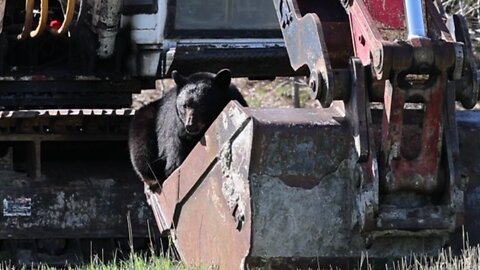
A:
[{"xmin": 123, "ymin": 0, "xmax": 296, "ymax": 78}]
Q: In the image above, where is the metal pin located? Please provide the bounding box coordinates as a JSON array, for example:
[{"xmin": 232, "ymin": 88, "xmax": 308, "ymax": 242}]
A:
[{"xmin": 404, "ymin": 0, "xmax": 426, "ymax": 39}]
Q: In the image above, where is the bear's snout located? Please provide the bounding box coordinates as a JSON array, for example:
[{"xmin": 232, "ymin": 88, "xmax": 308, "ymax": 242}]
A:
[
  {"xmin": 185, "ymin": 124, "xmax": 201, "ymax": 135},
  {"xmin": 185, "ymin": 119, "xmax": 206, "ymax": 135},
  {"xmin": 184, "ymin": 108, "xmax": 206, "ymax": 135}
]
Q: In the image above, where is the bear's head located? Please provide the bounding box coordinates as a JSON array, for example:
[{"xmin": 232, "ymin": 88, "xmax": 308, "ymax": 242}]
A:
[{"xmin": 172, "ymin": 69, "xmax": 233, "ymax": 136}]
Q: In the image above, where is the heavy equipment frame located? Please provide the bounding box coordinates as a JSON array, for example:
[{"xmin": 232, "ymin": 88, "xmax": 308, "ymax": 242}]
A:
[
  {"xmin": 0, "ymin": 0, "xmax": 292, "ymax": 266},
  {"xmin": 1, "ymin": 0, "xmax": 480, "ymax": 268},
  {"xmin": 145, "ymin": 0, "xmax": 480, "ymax": 269}
]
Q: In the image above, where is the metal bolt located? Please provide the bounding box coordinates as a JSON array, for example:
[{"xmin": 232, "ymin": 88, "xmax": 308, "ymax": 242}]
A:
[
  {"xmin": 308, "ymin": 70, "xmax": 319, "ymax": 100},
  {"xmin": 358, "ymin": 35, "xmax": 366, "ymax": 46},
  {"xmin": 309, "ymin": 78, "xmax": 316, "ymax": 91},
  {"xmin": 373, "ymin": 48, "xmax": 383, "ymax": 70}
]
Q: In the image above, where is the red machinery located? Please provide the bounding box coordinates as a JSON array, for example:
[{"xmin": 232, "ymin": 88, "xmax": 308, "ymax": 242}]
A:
[
  {"xmin": 275, "ymin": 0, "xmax": 478, "ymax": 233},
  {"xmin": 145, "ymin": 0, "xmax": 480, "ymax": 269},
  {"xmin": 0, "ymin": 0, "xmax": 296, "ymax": 265}
]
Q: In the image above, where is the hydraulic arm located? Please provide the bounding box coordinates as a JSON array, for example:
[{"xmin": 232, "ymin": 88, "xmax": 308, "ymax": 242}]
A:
[
  {"xmin": 142, "ymin": 1, "xmax": 480, "ymax": 269},
  {"xmin": 273, "ymin": 0, "xmax": 479, "ymax": 233}
]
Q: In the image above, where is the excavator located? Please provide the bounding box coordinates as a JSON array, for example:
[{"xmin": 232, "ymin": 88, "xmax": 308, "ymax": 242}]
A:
[
  {"xmin": 0, "ymin": 0, "xmax": 479, "ymax": 269},
  {"xmin": 144, "ymin": 0, "xmax": 480, "ymax": 269},
  {"xmin": 0, "ymin": 0, "xmax": 291, "ymax": 265}
]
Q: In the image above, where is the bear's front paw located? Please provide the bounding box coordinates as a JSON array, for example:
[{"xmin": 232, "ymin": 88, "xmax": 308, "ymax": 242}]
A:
[{"xmin": 143, "ymin": 178, "xmax": 161, "ymax": 193}]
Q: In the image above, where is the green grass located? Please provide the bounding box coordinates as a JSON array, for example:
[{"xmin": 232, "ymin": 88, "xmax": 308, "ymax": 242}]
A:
[
  {"xmin": 78, "ymin": 252, "xmax": 194, "ymax": 270},
  {"xmin": 245, "ymin": 96, "xmax": 263, "ymax": 108},
  {"xmin": 2, "ymin": 243, "xmax": 477, "ymax": 270},
  {"xmin": 0, "ymin": 251, "xmax": 206, "ymax": 270},
  {"xmin": 386, "ymin": 245, "xmax": 480, "ymax": 270},
  {"xmin": 358, "ymin": 233, "xmax": 480, "ymax": 270}
]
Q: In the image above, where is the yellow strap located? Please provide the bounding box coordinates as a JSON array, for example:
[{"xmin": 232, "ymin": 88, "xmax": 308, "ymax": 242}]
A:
[
  {"xmin": 54, "ymin": 0, "xmax": 76, "ymax": 35},
  {"xmin": 30, "ymin": 0, "xmax": 48, "ymax": 38},
  {"xmin": 17, "ymin": 0, "xmax": 34, "ymax": 40}
]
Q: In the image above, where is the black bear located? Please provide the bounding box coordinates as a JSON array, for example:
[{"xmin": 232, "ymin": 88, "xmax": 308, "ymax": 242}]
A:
[{"xmin": 128, "ymin": 69, "xmax": 248, "ymax": 190}]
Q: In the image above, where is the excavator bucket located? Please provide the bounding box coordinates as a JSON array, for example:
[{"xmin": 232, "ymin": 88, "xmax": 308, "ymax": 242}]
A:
[
  {"xmin": 146, "ymin": 101, "xmax": 480, "ymax": 269},
  {"xmin": 145, "ymin": 0, "xmax": 480, "ymax": 268}
]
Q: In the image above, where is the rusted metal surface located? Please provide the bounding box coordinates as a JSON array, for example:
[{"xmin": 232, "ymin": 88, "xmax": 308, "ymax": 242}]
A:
[
  {"xmin": 264, "ymin": 0, "xmax": 478, "ymax": 255},
  {"xmin": 92, "ymin": 0, "xmax": 122, "ymax": 58},
  {"xmin": 146, "ymin": 102, "xmax": 480, "ymax": 269},
  {"xmin": 0, "ymin": 184, "xmax": 149, "ymax": 238},
  {"xmin": 359, "ymin": 70, "xmax": 464, "ymax": 232},
  {"xmin": 0, "ymin": 110, "xmax": 154, "ymax": 240},
  {"xmin": 347, "ymin": 0, "xmax": 393, "ymax": 76},
  {"xmin": 146, "ymin": 102, "xmax": 252, "ymax": 268},
  {"xmin": 272, "ymin": 0, "xmax": 352, "ymax": 107},
  {"xmin": 271, "ymin": 0, "xmax": 477, "ymax": 105},
  {"xmin": 446, "ymin": 14, "xmax": 480, "ymax": 109},
  {"xmin": 345, "ymin": 57, "xmax": 379, "ymax": 232},
  {"xmin": 381, "ymin": 73, "xmax": 446, "ymax": 193},
  {"xmin": 455, "ymin": 111, "xmax": 480, "ymax": 246},
  {"xmin": 144, "ymin": 1, "xmax": 480, "ymax": 268},
  {"xmin": 154, "ymin": 101, "xmax": 363, "ymax": 268},
  {"xmin": 340, "ymin": 41, "xmax": 462, "ymax": 233},
  {"xmin": 338, "ymin": 0, "xmax": 470, "ymax": 234}
]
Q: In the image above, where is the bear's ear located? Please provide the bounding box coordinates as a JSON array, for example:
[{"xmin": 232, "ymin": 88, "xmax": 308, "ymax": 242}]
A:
[
  {"xmin": 213, "ymin": 69, "xmax": 231, "ymax": 89},
  {"xmin": 172, "ymin": 70, "xmax": 187, "ymax": 87}
]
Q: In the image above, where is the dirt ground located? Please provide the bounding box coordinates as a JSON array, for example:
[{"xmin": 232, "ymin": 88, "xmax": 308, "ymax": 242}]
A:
[
  {"xmin": 132, "ymin": 77, "xmax": 321, "ymax": 110},
  {"xmin": 133, "ymin": 61, "xmax": 480, "ymax": 111}
]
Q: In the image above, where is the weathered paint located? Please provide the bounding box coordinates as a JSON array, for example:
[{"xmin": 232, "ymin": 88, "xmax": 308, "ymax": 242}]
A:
[
  {"xmin": 148, "ymin": 102, "xmax": 480, "ymax": 269},
  {"xmin": 453, "ymin": 111, "xmax": 480, "ymax": 247},
  {"xmin": 0, "ymin": 111, "xmax": 153, "ymax": 240},
  {"xmin": 91, "ymin": 0, "xmax": 122, "ymax": 58}
]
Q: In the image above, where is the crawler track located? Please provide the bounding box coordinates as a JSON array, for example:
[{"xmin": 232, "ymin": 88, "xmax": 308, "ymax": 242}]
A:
[
  {"xmin": 0, "ymin": 109, "xmax": 158, "ymax": 266},
  {"xmin": 0, "ymin": 77, "xmax": 141, "ymax": 110}
]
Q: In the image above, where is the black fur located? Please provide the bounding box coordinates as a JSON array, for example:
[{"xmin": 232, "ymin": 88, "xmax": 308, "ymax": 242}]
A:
[{"xmin": 129, "ymin": 69, "xmax": 247, "ymax": 190}]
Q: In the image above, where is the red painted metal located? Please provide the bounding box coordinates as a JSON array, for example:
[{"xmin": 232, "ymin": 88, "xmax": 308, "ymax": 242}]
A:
[
  {"xmin": 147, "ymin": 101, "xmax": 362, "ymax": 269},
  {"xmin": 341, "ymin": 0, "xmax": 465, "ymax": 231},
  {"xmin": 348, "ymin": 0, "xmax": 384, "ymax": 68},
  {"xmin": 346, "ymin": 0, "xmax": 455, "ymax": 193},
  {"xmin": 364, "ymin": 0, "xmax": 405, "ymax": 29},
  {"xmin": 142, "ymin": 1, "xmax": 480, "ymax": 268},
  {"xmin": 381, "ymin": 72, "xmax": 446, "ymax": 193}
]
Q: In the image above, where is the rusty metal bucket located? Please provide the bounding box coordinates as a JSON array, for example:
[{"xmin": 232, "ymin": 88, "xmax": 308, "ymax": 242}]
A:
[{"xmin": 145, "ymin": 101, "xmax": 480, "ymax": 269}]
